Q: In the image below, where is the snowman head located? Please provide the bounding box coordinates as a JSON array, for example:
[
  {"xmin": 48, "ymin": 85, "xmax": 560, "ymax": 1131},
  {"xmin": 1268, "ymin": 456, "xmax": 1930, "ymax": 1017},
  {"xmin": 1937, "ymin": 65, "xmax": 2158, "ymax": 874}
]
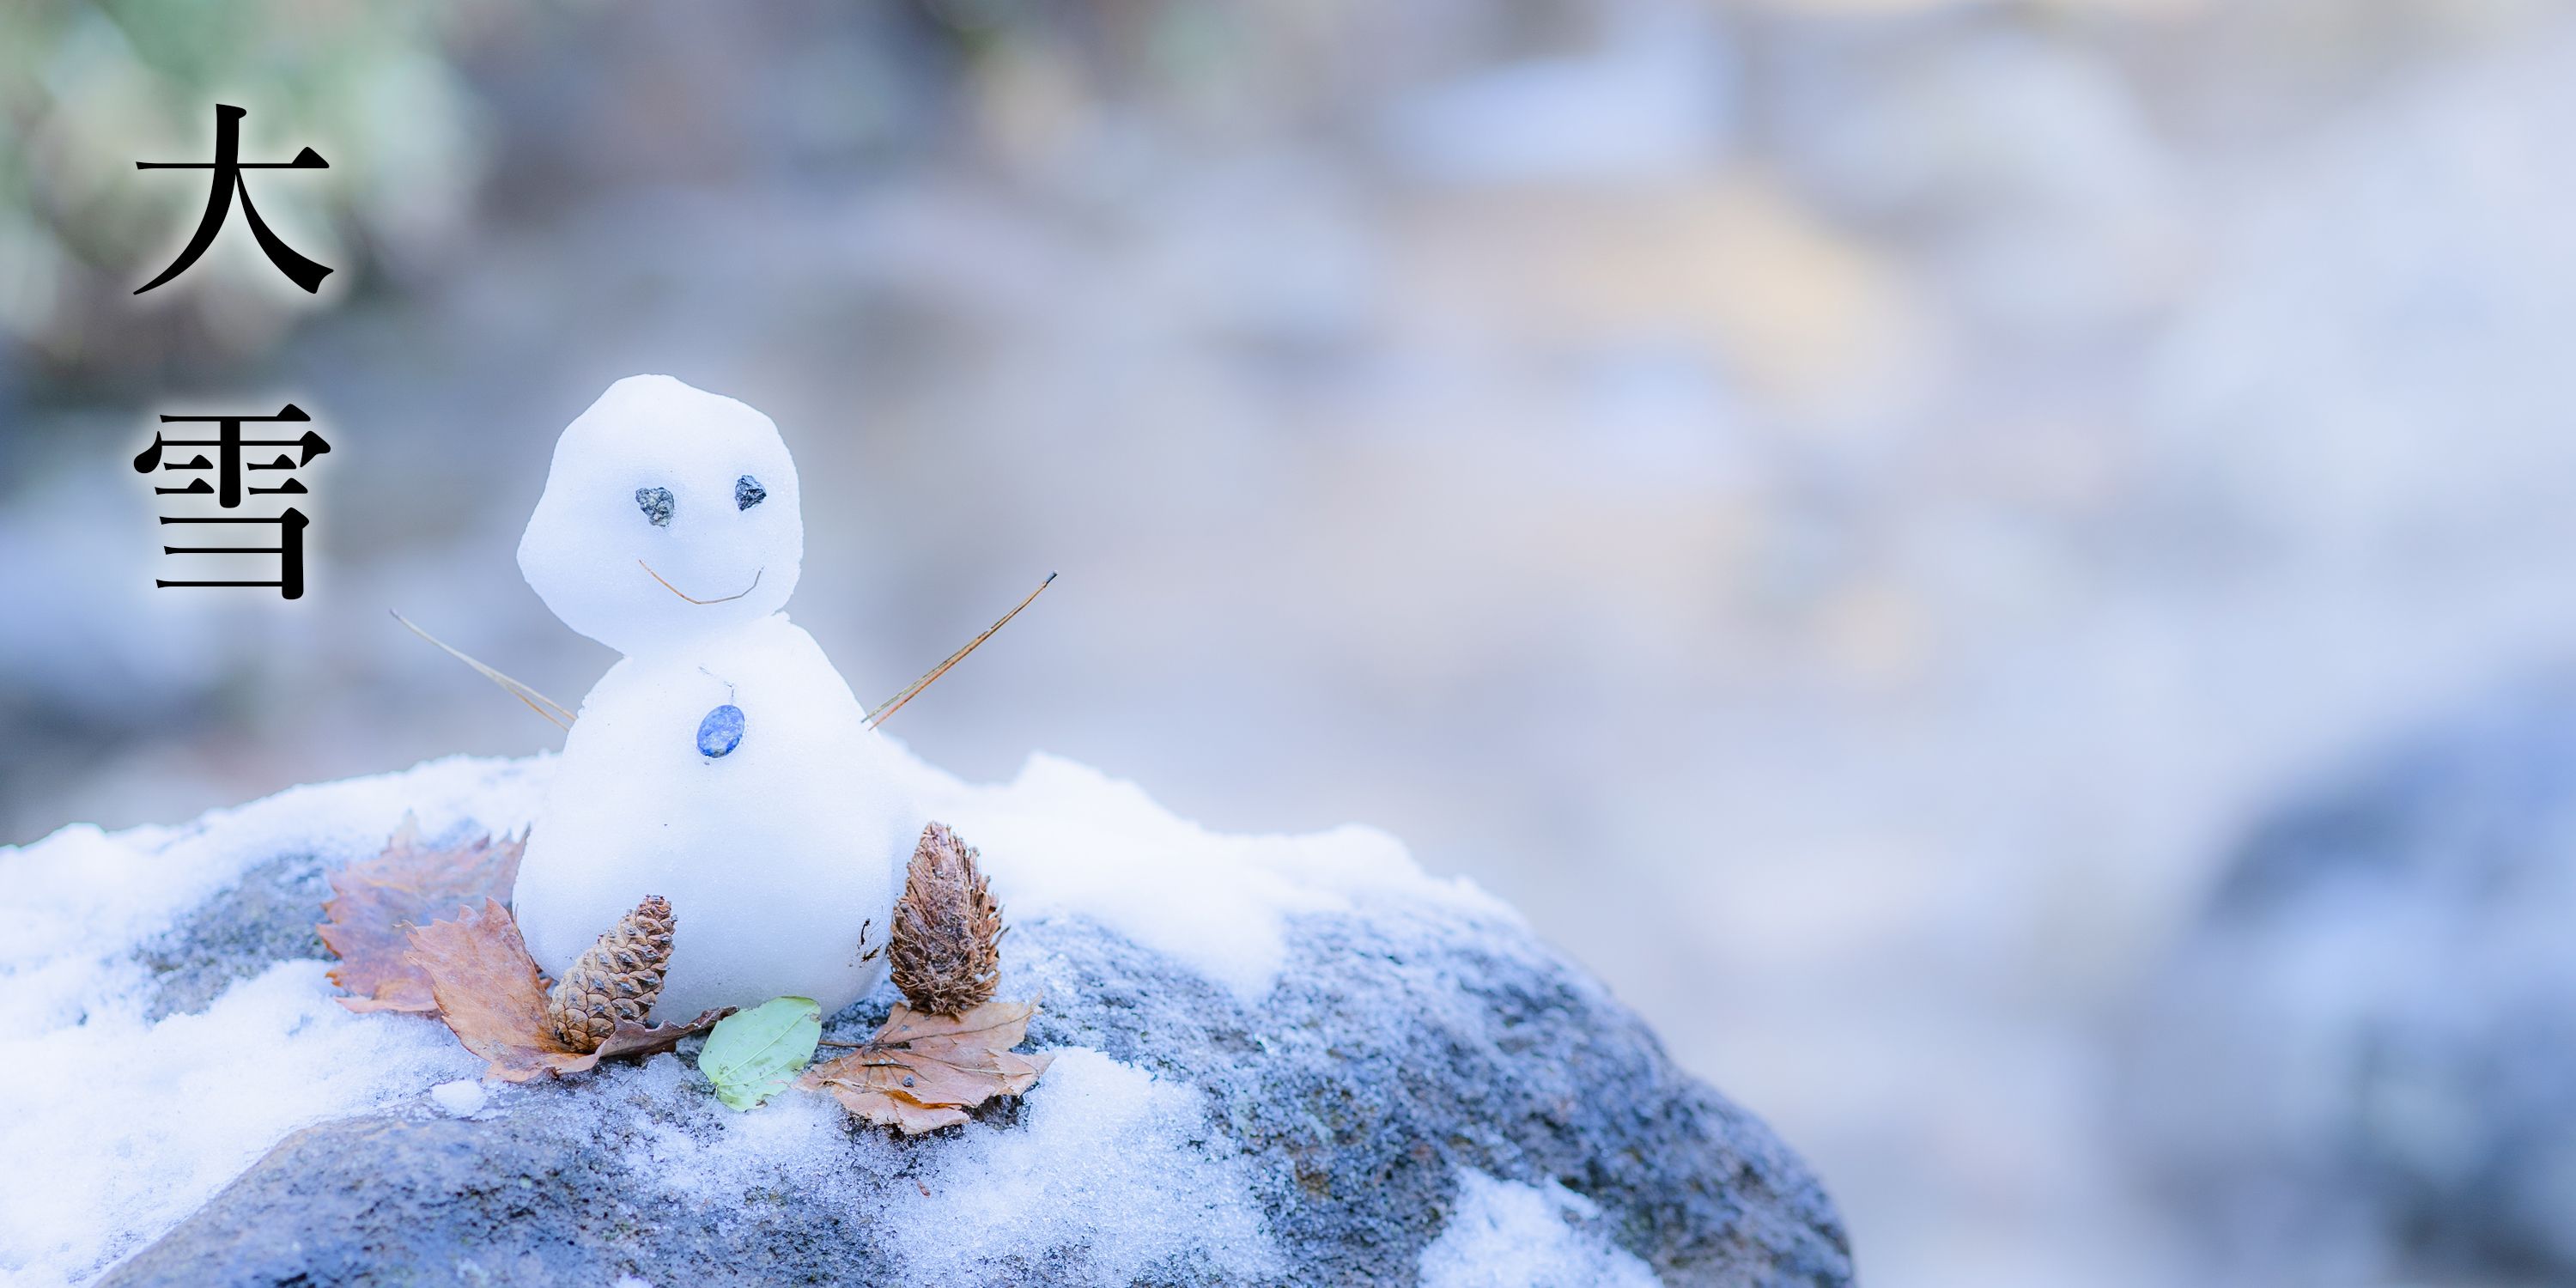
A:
[{"xmin": 519, "ymin": 375, "xmax": 803, "ymax": 656}]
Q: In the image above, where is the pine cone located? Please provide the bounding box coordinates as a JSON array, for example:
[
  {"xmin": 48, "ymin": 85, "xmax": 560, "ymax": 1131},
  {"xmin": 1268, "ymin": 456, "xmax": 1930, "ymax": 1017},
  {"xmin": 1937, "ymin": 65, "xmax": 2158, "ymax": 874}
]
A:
[
  {"xmin": 890, "ymin": 823, "xmax": 1004, "ymax": 1016},
  {"xmin": 544, "ymin": 895, "xmax": 675, "ymax": 1053}
]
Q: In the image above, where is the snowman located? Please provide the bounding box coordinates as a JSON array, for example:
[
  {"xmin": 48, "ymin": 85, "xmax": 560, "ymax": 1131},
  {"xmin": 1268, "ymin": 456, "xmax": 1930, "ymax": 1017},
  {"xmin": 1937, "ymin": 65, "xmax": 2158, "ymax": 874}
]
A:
[{"xmin": 511, "ymin": 374, "xmax": 922, "ymax": 1019}]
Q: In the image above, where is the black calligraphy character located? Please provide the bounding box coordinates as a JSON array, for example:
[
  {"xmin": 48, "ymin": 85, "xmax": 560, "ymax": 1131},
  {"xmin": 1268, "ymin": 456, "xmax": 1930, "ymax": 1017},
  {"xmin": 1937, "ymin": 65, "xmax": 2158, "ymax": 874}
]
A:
[
  {"xmin": 134, "ymin": 104, "xmax": 331, "ymax": 295},
  {"xmin": 156, "ymin": 509, "xmax": 312, "ymax": 600},
  {"xmin": 133, "ymin": 405, "xmax": 330, "ymax": 508}
]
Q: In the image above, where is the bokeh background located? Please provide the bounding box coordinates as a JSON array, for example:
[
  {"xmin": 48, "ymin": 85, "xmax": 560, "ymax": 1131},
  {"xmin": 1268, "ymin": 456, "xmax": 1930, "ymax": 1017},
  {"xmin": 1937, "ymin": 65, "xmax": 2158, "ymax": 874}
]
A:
[{"xmin": 9, "ymin": 2, "xmax": 2576, "ymax": 1284}]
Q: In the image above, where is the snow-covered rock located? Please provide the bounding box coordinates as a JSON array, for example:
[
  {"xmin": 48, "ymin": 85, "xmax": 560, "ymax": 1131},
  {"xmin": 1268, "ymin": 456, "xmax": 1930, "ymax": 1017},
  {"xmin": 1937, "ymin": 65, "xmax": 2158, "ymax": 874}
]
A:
[
  {"xmin": 2120, "ymin": 684, "xmax": 2576, "ymax": 1283},
  {"xmin": 1, "ymin": 753, "xmax": 1848, "ymax": 1287}
]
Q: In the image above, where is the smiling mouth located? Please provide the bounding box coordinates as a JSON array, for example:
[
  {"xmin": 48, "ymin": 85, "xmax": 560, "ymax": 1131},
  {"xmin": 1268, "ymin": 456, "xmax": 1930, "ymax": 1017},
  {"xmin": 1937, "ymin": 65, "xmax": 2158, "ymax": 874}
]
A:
[{"xmin": 639, "ymin": 560, "xmax": 763, "ymax": 605}]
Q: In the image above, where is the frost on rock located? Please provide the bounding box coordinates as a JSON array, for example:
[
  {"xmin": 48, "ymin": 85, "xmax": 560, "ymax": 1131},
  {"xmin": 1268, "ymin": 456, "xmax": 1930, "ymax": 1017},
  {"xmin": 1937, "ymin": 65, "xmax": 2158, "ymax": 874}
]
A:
[
  {"xmin": 881, "ymin": 1048, "xmax": 1278, "ymax": 1283},
  {"xmin": 1419, "ymin": 1171, "xmax": 1662, "ymax": 1288},
  {"xmin": 3, "ymin": 750, "xmax": 1849, "ymax": 1287}
]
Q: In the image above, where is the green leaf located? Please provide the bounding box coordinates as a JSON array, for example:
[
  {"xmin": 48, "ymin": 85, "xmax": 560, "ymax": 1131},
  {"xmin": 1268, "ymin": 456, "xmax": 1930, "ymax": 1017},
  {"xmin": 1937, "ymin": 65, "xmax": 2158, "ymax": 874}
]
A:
[{"xmin": 699, "ymin": 996, "xmax": 823, "ymax": 1111}]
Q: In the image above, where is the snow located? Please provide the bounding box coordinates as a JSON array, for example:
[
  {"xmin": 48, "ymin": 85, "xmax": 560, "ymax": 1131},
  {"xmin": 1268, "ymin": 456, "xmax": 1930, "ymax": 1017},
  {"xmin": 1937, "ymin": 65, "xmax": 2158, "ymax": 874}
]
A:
[
  {"xmin": 515, "ymin": 374, "xmax": 803, "ymax": 658},
  {"xmin": 513, "ymin": 611, "xmax": 922, "ymax": 1017},
  {"xmin": 0, "ymin": 964, "xmax": 480, "ymax": 1283},
  {"xmin": 513, "ymin": 374, "xmax": 916, "ymax": 1018},
  {"xmin": 0, "ymin": 754, "xmax": 549, "ymax": 1034},
  {"xmin": 0, "ymin": 756, "xmax": 539, "ymax": 1288},
  {"xmin": 882, "ymin": 1048, "xmax": 1279, "ymax": 1282},
  {"xmin": 613, "ymin": 1046, "xmax": 1279, "ymax": 1282},
  {"xmin": 1418, "ymin": 1170, "xmax": 1662, "ymax": 1288},
  {"xmin": 0, "ymin": 744, "xmax": 1504, "ymax": 1285},
  {"xmin": 428, "ymin": 1079, "xmax": 488, "ymax": 1117},
  {"xmin": 927, "ymin": 752, "xmax": 1510, "ymax": 1003}
]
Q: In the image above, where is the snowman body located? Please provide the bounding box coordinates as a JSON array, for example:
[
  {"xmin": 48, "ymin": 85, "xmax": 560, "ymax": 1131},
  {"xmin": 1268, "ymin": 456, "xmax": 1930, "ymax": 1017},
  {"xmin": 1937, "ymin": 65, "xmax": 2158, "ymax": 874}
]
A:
[
  {"xmin": 511, "ymin": 375, "xmax": 918, "ymax": 1018},
  {"xmin": 517, "ymin": 614, "xmax": 914, "ymax": 1018}
]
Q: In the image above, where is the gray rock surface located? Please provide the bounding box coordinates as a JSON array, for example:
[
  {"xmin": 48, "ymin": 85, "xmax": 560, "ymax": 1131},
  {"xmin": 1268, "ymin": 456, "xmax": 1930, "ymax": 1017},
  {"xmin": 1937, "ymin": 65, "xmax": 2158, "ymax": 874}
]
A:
[
  {"xmin": 104, "ymin": 836, "xmax": 1851, "ymax": 1287},
  {"xmin": 2122, "ymin": 687, "xmax": 2576, "ymax": 1283},
  {"xmin": 133, "ymin": 850, "xmax": 332, "ymax": 1021}
]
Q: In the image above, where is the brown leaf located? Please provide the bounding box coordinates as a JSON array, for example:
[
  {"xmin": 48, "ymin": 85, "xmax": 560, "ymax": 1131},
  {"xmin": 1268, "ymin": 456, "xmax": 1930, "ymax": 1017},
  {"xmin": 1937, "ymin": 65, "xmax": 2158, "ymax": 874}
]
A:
[
  {"xmin": 799, "ymin": 998, "xmax": 1054, "ymax": 1134},
  {"xmin": 593, "ymin": 1010, "xmax": 731, "ymax": 1062},
  {"xmin": 406, "ymin": 898, "xmax": 727, "ymax": 1083},
  {"xmin": 319, "ymin": 816, "xmax": 525, "ymax": 1013}
]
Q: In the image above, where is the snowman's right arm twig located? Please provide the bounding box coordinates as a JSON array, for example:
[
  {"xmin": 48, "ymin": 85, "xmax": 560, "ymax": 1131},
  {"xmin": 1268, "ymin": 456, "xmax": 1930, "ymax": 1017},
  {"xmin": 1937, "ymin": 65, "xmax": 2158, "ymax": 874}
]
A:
[
  {"xmin": 391, "ymin": 611, "xmax": 577, "ymax": 730},
  {"xmin": 866, "ymin": 573, "xmax": 1055, "ymax": 729}
]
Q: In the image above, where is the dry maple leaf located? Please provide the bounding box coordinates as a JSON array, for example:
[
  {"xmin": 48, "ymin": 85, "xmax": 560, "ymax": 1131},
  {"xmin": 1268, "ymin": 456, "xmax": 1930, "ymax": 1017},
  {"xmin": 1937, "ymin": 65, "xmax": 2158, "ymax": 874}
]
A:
[
  {"xmin": 319, "ymin": 816, "xmax": 526, "ymax": 1013},
  {"xmin": 406, "ymin": 898, "xmax": 728, "ymax": 1083},
  {"xmin": 799, "ymin": 998, "xmax": 1053, "ymax": 1134}
]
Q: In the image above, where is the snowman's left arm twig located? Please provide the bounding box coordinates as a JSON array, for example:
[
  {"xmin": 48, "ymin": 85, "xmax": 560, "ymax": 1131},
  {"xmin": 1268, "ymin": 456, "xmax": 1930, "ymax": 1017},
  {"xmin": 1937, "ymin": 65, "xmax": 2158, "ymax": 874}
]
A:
[{"xmin": 866, "ymin": 573, "xmax": 1055, "ymax": 729}]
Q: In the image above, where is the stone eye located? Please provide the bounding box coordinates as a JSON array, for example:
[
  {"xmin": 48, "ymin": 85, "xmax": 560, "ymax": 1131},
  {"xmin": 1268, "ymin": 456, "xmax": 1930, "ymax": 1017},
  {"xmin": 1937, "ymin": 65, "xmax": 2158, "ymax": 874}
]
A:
[
  {"xmin": 736, "ymin": 475, "xmax": 767, "ymax": 511},
  {"xmin": 635, "ymin": 486, "xmax": 674, "ymax": 527}
]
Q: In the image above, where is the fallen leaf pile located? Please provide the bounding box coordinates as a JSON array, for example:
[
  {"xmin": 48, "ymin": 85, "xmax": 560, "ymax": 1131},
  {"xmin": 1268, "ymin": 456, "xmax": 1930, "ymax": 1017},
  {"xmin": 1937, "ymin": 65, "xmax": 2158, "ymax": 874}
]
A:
[
  {"xmin": 319, "ymin": 816, "xmax": 524, "ymax": 1014},
  {"xmin": 320, "ymin": 818, "xmax": 1050, "ymax": 1120},
  {"xmin": 801, "ymin": 999, "xmax": 1052, "ymax": 1134},
  {"xmin": 322, "ymin": 825, "xmax": 722, "ymax": 1082}
]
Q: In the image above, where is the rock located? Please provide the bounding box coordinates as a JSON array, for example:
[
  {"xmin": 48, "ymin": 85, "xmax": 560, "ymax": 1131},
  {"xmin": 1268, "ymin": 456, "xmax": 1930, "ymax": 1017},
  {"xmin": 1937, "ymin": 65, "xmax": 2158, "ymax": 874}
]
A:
[
  {"xmin": 695, "ymin": 703, "xmax": 745, "ymax": 758},
  {"xmin": 106, "ymin": 908, "xmax": 1846, "ymax": 1288},
  {"xmin": 47, "ymin": 755, "xmax": 1848, "ymax": 1286},
  {"xmin": 2120, "ymin": 688, "xmax": 2576, "ymax": 1283},
  {"xmin": 132, "ymin": 850, "xmax": 334, "ymax": 1021}
]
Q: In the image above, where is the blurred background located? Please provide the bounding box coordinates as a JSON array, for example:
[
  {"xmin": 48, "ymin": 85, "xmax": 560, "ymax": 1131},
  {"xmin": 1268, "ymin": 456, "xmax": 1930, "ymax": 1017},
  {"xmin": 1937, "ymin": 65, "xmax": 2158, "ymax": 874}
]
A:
[{"xmin": 9, "ymin": 1, "xmax": 2576, "ymax": 1284}]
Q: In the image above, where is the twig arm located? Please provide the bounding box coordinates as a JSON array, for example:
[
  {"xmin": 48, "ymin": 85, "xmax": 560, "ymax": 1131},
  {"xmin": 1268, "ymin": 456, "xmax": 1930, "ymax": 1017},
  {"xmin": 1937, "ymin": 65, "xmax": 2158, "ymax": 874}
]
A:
[
  {"xmin": 867, "ymin": 573, "xmax": 1055, "ymax": 729},
  {"xmin": 391, "ymin": 611, "xmax": 576, "ymax": 730}
]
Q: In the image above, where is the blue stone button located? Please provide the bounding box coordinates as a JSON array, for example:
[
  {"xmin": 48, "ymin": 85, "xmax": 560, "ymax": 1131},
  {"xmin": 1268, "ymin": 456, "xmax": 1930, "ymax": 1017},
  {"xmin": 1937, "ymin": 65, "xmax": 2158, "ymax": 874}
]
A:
[{"xmin": 696, "ymin": 703, "xmax": 744, "ymax": 758}]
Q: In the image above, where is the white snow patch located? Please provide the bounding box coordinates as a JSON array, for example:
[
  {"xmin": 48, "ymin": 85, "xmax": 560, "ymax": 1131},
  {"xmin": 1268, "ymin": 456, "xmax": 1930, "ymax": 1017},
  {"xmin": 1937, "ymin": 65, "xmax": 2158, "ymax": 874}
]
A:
[
  {"xmin": 611, "ymin": 1051, "xmax": 892, "ymax": 1212},
  {"xmin": 594, "ymin": 1047, "xmax": 1279, "ymax": 1284},
  {"xmin": 0, "ymin": 755, "xmax": 544, "ymax": 1287},
  {"xmin": 883, "ymin": 1047, "xmax": 1278, "ymax": 1284},
  {"xmin": 930, "ymin": 753, "xmax": 1510, "ymax": 1002},
  {"xmin": 0, "ymin": 963, "xmax": 481, "ymax": 1287},
  {"xmin": 428, "ymin": 1079, "xmax": 488, "ymax": 1118},
  {"xmin": 1419, "ymin": 1170, "xmax": 1662, "ymax": 1288}
]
